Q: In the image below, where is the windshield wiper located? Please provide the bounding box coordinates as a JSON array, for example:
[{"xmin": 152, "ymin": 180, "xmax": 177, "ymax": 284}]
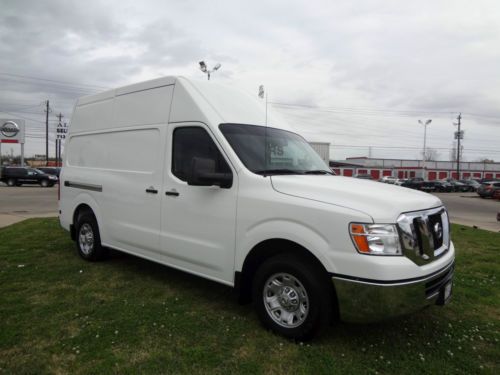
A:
[
  {"xmin": 255, "ymin": 169, "xmax": 304, "ymax": 176},
  {"xmin": 303, "ymin": 170, "xmax": 334, "ymax": 175}
]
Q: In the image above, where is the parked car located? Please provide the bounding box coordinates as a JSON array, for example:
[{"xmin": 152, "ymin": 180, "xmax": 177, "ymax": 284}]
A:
[
  {"xmin": 354, "ymin": 173, "xmax": 373, "ymax": 180},
  {"xmin": 0, "ymin": 166, "xmax": 58, "ymax": 187},
  {"xmin": 433, "ymin": 181, "xmax": 453, "ymax": 192},
  {"xmin": 59, "ymin": 76, "xmax": 455, "ymax": 340},
  {"xmin": 477, "ymin": 178, "xmax": 500, "ymax": 184},
  {"xmin": 459, "ymin": 179, "xmax": 480, "ymax": 192},
  {"xmin": 394, "ymin": 178, "xmax": 408, "ymax": 186},
  {"xmin": 400, "ymin": 178, "xmax": 436, "ymax": 192},
  {"xmin": 37, "ymin": 167, "xmax": 61, "ymax": 178},
  {"xmin": 477, "ymin": 181, "xmax": 500, "ymax": 198},
  {"xmin": 440, "ymin": 179, "xmax": 466, "ymax": 192},
  {"xmin": 380, "ymin": 176, "xmax": 397, "ymax": 184},
  {"xmin": 493, "ymin": 189, "xmax": 500, "ymax": 200},
  {"xmin": 454, "ymin": 181, "xmax": 467, "ymax": 192}
]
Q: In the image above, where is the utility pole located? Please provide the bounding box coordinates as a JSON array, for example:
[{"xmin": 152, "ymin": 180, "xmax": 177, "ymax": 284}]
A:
[
  {"xmin": 57, "ymin": 113, "xmax": 63, "ymax": 166},
  {"xmin": 454, "ymin": 113, "xmax": 462, "ymax": 179},
  {"xmin": 44, "ymin": 100, "xmax": 50, "ymax": 165}
]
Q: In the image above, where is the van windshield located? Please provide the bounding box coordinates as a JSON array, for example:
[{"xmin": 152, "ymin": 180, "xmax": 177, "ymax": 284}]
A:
[{"xmin": 219, "ymin": 124, "xmax": 332, "ymax": 175}]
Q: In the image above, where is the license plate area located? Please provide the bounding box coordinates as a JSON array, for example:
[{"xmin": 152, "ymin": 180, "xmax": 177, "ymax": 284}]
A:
[{"xmin": 436, "ymin": 281, "xmax": 453, "ymax": 305}]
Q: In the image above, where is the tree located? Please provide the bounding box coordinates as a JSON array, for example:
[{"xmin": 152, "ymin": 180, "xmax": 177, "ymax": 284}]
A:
[
  {"xmin": 422, "ymin": 147, "xmax": 439, "ymax": 161},
  {"xmin": 476, "ymin": 158, "xmax": 494, "ymax": 163},
  {"xmin": 449, "ymin": 142, "xmax": 464, "ymax": 162}
]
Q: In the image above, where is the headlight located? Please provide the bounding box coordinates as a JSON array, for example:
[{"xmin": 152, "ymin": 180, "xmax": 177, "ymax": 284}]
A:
[
  {"xmin": 49, "ymin": 175, "xmax": 58, "ymax": 180},
  {"xmin": 349, "ymin": 223, "xmax": 402, "ymax": 255}
]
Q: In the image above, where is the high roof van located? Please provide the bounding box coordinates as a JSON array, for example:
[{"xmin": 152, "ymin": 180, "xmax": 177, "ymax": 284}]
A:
[{"xmin": 60, "ymin": 76, "xmax": 455, "ymax": 340}]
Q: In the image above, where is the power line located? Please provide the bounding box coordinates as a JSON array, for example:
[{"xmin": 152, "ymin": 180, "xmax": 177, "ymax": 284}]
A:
[
  {"xmin": 271, "ymin": 102, "xmax": 458, "ymax": 116},
  {"xmin": 272, "ymin": 102, "xmax": 500, "ymax": 121},
  {"xmin": 0, "ymin": 72, "xmax": 109, "ymax": 90},
  {"xmin": 0, "ymin": 110, "xmax": 46, "ymax": 123}
]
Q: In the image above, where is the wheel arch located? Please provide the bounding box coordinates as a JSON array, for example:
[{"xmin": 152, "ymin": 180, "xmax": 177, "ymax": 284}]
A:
[
  {"xmin": 69, "ymin": 194, "xmax": 103, "ymax": 241},
  {"xmin": 235, "ymin": 238, "xmax": 337, "ymax": 310}
]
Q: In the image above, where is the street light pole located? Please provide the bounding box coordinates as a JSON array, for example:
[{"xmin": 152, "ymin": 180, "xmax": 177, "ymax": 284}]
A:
[
  {"xmin": 454, "ymin": 113, "xmax": 462, "ymax": 179},
  {"xmin": 418, "ymin": 119, "xmax": 432, "ymax": 179}
]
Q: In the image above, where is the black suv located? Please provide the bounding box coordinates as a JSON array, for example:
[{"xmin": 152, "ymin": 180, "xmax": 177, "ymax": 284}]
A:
[
  {"xmin": 37, "ymin": 167, "xmax": 61, "ymax": 177},
  {"xmin": 0, "ymin": 167, "xmax": 58, "ymax": 187}
]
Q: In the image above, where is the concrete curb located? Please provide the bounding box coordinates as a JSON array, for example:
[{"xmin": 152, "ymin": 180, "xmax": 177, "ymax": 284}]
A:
[{"xmin": 0, "ymin": 212, "xmax": 58, "ymax": 229}]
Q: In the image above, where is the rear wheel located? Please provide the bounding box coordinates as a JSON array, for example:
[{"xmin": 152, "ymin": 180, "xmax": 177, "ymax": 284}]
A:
[
  {"xmin": 252, "ymin": 254, "xmax": 334, "ymax": 341},
  {"xmin": 7, "ymin": 178, "xmax": 16, "ymax": 187},
  {"xmin": 75, "ymin": 210, "xmax": 108, "ymax": 261}
]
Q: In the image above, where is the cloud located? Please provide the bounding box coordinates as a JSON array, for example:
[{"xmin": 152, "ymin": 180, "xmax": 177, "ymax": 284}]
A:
[{"xmin": 0, "ymin": 0, "xmax": 499, "ymax": 160}]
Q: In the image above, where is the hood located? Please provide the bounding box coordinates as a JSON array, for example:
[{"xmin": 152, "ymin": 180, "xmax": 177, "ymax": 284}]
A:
[{"xmin": 271, "ymin": 175, "xmax": 443, "ymax": 222}]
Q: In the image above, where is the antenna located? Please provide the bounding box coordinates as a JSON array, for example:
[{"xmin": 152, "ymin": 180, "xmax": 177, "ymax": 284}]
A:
[
  {"xmin": 259, "ymin": 84, "xmax": 269, "ymax": 171},
  {"xmin": 258, "ymin": 85, "xmax": 268, "ymax": 126}
]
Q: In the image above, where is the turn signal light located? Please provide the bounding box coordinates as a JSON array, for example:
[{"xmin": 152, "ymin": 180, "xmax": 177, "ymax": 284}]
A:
[{"xmin": 350, "ymin": 224, "xmax": 370, "ymax": 253}]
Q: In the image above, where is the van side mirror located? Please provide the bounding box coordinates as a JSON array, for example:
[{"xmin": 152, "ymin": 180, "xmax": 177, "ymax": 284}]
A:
[{"xmin": 186, "ymin": 157, "xmax": 232, "ymax": 189}]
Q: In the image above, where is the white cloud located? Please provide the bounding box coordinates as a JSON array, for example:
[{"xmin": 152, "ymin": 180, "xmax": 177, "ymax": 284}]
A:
[{"xmin": 0, "ymin": 0, "xmax": 499, "ymax": 160}]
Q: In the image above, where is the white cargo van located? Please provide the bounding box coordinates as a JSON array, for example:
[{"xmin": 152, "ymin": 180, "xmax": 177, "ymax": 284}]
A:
[{"xmin": 60, "ymin": 76, "xmax": 454, "ymax": 340}]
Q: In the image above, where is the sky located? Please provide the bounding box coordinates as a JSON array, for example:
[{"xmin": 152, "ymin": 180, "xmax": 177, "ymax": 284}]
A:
[{"xmin": 0, "ymin": 0, "xmax": 499, "ymax": 162}]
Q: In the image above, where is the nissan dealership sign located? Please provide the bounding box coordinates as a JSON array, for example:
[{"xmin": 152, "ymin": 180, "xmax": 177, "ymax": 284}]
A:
[{"xmin": 0, "ymin": 119, "xmax": 25, "ymax": 144}]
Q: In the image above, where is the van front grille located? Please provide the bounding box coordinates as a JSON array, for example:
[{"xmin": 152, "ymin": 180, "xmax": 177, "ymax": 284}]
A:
[{"xmin": 397, "ymin": 207, "xmax": 450, "ymax": 265}]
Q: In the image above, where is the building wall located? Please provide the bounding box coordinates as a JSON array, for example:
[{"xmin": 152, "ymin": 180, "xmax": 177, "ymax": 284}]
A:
[
  {"xmin": 309, "ymin": 142, "xmax": 330, "ymax": 165},
  {"xmin": 331, "ymin": 157, "xmax": 500, "ymax": 180}
]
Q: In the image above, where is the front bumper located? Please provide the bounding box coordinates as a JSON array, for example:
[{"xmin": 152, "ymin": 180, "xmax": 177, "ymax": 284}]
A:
[{"xmin": 332, "ymin": 260, "xmax": 454, "ymax": 323}]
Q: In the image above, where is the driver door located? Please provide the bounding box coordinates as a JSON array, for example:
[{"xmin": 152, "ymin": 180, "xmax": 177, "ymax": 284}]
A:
[{"xmin": 160, "ymin": 123, "xmax": 238, "ymax": 284}]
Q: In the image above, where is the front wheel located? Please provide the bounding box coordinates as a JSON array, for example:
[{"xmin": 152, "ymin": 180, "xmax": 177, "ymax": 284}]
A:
[
  {"xmin": 252, "ymin": 254, "xmax": 334, "ymax": 341},
  {"xmin": 40, "ymin": 179, "xmax": 49, "ymax": 187}
]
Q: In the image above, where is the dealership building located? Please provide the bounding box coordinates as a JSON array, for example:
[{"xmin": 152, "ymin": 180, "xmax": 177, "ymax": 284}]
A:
[{"xmin": 329, "ymin": 157, "xmax": 500, "ymax": 180}]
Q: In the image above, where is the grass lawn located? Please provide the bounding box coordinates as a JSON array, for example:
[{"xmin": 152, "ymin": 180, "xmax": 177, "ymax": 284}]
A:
[{"xmin": 0, "ymin": 219, "xmax": 498, "ymax": 374}]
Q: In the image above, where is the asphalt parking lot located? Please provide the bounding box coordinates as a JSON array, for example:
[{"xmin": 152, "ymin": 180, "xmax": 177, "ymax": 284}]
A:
[
  {"xmin": 0, "ymin": 184, "xmax": 499, "ymax": 232},
  {"xmin": 433, "ymin": 192, "xmax": 500, "ymax": 232},
  {"xmin": 0, "ymin": 185, "xmax": 58, "ymax": 227}
]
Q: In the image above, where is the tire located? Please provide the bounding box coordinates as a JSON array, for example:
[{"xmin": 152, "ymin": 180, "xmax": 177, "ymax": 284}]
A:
[
  {"xmin": 75, "ymin": 210, "xmax": 108, "ymax": 261},
  {"xmin": 6, "ymin": 178, "xmax": 16, "ymax": 187},
  {"xmin": 252, "ymin": 254, "xmax": 334, "ymax": 341},
  {"xmin": 40, "ymin": 179, "xmax": 49, "ymax": 187}
]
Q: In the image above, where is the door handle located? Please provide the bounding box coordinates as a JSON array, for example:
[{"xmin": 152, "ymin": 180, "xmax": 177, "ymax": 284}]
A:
[
  {"xmin": 145, "ymin": 187, "xmax": 158, "ymax": 194},
  {"xmin": 165, "ymin": 190, "xmax": 180, "ymax": 197}
]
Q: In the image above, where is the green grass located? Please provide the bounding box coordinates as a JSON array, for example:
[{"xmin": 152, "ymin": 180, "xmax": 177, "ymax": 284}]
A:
[{"xmin": 0, "ymin": 219, "xmax": 498, "ymax": 374}]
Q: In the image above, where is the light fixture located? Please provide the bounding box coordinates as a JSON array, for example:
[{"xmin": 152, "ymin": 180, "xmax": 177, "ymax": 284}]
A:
[
  {"xmin": 418, "ymin": 119, "xmax": 432, "ymax": 178},
  {"xmin": 199, "ymin": 61, "xmax": 207, "ymax": 73},
  {"xmin": 198, "ymin": 61, "xmax": 221, "ymax": 80}
]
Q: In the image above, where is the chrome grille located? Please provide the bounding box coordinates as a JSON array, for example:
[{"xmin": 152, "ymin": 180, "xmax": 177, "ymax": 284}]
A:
[{"xmin": 397, "ymin": 207, "xmax": 450, "ymax": 265}]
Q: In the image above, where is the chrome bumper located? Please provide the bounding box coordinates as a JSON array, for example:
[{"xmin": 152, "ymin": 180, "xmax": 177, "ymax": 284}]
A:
[{"xmin": 332, "ymin": 261, "xmax": 454, "ymax": 323}]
